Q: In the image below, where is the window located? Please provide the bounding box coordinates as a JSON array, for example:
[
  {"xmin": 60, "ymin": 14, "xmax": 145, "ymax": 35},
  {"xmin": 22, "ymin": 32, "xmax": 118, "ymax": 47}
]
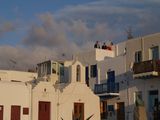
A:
[
  {"xmin": 135, "ymin": 51, "xmax": 142, "ymax": 63},
  {"xmin": 47, "ymin": 61, "xmax": 51, "ymax": 75},
  {"xmin": 150, "ymin": 46, "xmax": 159, "ymax": 60},
  {"xmin": 107, "ymin": 71, "xmax": 115, "ymax": 93},
  {"xmin": 38, "ymin": 64, "xmax": 42, "ymax": 77},
  {"xmin": 134, "ymin": 91, "xmax": 143, "ymax": 106},
  {"xmin": 76, "ymin": 65, "xmax": 81, "ymax": 82},
  {"xmin": 107, "ymin": 71, "xmax": 115, "ymax": 83},
  {"xmin": 108, "ymin": 105, "xmax": 114, "ymax": 112},
  {"xmin": 90, "ymin": 64, "xmax": 97, "ymax": 78},
  {"xmin": 85, "ymin": 66, "xmax": 89, "ymax": 86},
  {"xmin": 59, "ymin": 63, "xmax": 64, "ymax": 76},
  {"xmin": 23, "ymin": 108, "xmax": 29, "ymax": 115},
  {"xmin": 52, "ymin": 63, "xmax": 57, "ymax": 74}
]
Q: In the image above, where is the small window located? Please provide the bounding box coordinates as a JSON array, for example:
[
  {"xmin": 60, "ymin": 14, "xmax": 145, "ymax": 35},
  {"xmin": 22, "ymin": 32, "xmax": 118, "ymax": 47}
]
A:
[
  {"xmin": 38, "ymin": 65, "xmax": 41, "ymax": 77},
  {"xmin": 135, "ymin": 51, "xmax": 142, "ymax": 63},
  {"xmin": 47, "ymin": 61, "xmax": 51, "ymax": 75},
  {"xmin": 108, "ymin": 105, "xmax": 114, "ymax": 112},
  {"xmin": 23, "ymin": 107, "xmax": 29, "ymax": 115},
  {"xmin": 90, "ymin": 64, "xmax": 97, "ymax": 78},
  {"xmin": 85, "ymin": 66, "xmax": 89, "ymax": 86},
  {"xmin": 52, "ymin": 63, "xmax": 57, "ymax": 74},
  {"xmin": 76, "ymin": 65, "xmax": 81, "ymax": 82},
  {"xmin": 59, "ymin": 63, "xmax": 64, "ymax": 76},
  {"xmin": 134, "ymin": 91, "xmax": 143, "ymax": 106}
]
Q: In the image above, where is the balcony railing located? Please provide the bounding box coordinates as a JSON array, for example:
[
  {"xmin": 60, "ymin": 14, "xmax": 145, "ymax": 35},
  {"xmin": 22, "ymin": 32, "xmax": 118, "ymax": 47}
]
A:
[
  {"xmin": 94, "ymin": 83, "xmax": 119, "ymax": 94},
  {"xmin": 133, "ymin": 60, "xmax": 160, "ymax": 75}
]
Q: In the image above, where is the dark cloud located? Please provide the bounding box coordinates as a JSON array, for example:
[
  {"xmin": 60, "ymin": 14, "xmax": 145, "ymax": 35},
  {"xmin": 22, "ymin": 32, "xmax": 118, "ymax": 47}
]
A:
[{"xmin": 23, "ymin": 13, "xmax": 68, "ymax": 47}]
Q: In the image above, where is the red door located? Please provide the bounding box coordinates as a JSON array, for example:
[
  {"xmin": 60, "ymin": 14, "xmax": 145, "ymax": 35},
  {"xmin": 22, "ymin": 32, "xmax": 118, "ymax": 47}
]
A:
[
  {"xmin": 0, "ymin": 105, "xmax": 3, "ymax": 120},
  {"xmin": 38, "ymin": 101, "xmax": 50, "ymax": 120},
  {"xmin": 73, "ymin": 103, "xmax": 84, "ymax": 120},
  {"xmin": 11, "ymin": 106, "xmax": 21, "ymax": 120}
]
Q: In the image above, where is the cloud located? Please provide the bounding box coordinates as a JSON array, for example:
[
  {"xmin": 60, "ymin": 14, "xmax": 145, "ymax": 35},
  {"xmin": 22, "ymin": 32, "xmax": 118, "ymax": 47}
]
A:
[
  {"xmin": 23, "ymin": 13, "xmax": 68, "ymax": 47},
  {"xmin": 22, "ymin": 12, "xmax": 116, "ymax": 46},
  {"xmin": 0, "ymin": 21, "xmax": 16, "ymax": 36},
  {"xmin": 0, "ymin": 16, "xmax": 102, "ymax": 70},
  {"xmin": 1, "ymin": 0, "xmax": 160, "ymax": 70},
  {"xmin": 0, "ymin": 45, "xmax": 59, "ymax": 70},
  {"xmin": 55, "ymin": 0, "xmax": 160, "ymax": 40}
]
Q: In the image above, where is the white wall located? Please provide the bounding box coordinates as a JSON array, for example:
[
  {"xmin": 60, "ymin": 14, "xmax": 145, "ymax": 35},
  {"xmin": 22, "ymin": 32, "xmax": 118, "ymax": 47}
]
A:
[
  {"xmin": 32, "ymin": 60, "xmax": 100, "ymax": 120},
  {"xmin": 32, "ymin": 81, "xmax": 100, "ymax": 120},
  {"xmin": 32, "ymin": 81, "xmax": 57, "ymax": 120},
  {"xmin": 0, "ymin": 81, "xmax": 31, "ymax": 120},
  {"xmin": 0, "ymin": 70, "xmax": 37, "ymax": 82},
  {"xmin": 115, "ymin": 41, "xmax": 126, "ymax": 56},
  {"xmin": 76, "ymin": 49, "xmax": 115, "ymax": 65},
  {"xmin": 59, "ymin": 83, "xmax": 100, "ymax": 120}
]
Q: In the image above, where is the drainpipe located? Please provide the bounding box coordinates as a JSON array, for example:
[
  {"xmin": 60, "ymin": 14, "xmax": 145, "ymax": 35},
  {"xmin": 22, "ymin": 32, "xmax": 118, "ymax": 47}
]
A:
[
  {"xmin": 57, "ymin": 84, "xmax": 60, "ymax": 120},
  {"xmin": 25, "ymin": 82, "xmax": 32, "ymax": 120},
  {"xmin": 127, "ymin": 81, "xmax": 129, "ymax": 120},
  {"xmin": 30, "ymin": 84, "xmax": 32, "ymax": 120},
  {"xmin": 141, "ymin": 37, "xmax": 144, "ymax": 61}
]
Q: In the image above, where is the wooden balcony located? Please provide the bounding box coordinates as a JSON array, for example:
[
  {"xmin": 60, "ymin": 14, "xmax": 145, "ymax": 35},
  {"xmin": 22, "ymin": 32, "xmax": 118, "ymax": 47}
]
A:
[{"xmin": 133, "ymin": 60, "xmax": 160, "ymax": 79}]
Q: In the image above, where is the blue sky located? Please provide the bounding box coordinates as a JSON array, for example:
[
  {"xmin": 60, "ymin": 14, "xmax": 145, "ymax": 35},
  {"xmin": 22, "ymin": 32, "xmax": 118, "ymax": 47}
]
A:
[
  {"xmin": 0, "ymin": 0, "xmax": 160, "ymax": 70},
  {"xmin": 0, "ymin": 0, "xmax": 93, "ymax": 19}
]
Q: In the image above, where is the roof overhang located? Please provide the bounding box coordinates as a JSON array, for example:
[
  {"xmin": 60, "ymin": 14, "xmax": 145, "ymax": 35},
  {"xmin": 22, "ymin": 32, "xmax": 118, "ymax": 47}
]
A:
[
  {"xmin": 133, "ymin": 71, "xmax": 159, "ymax": 79},
  {"xmin": 96, "ymin": 92, "xmax": 119, "ymax": 97}
]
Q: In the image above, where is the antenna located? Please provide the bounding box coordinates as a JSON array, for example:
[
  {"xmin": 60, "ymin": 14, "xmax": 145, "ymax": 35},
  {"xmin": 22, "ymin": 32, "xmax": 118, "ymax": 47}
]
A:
[
  {"xmin": 125, "ymin": 26, "xmax": 133, "ymax": 39},
  {"xmin": 9, "ymin": 59, "xmax": 17, "ymax": 69}
]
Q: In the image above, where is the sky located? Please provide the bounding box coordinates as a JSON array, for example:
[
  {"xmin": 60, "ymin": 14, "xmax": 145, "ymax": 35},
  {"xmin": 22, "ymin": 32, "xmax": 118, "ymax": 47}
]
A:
[{"xmin": 0, "ymin": 0, "xmax": 160, "ymax": 70}]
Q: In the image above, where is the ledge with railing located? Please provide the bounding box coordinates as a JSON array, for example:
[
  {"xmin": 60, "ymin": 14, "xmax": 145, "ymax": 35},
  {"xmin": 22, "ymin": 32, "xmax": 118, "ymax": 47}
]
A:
[
  {"xmin": 94, "ymin": 83, "xmax": 119, "ymax": 95},
  {"xmin": 133, "ymin": 59, "xmax": 160, "ymax": 78}
]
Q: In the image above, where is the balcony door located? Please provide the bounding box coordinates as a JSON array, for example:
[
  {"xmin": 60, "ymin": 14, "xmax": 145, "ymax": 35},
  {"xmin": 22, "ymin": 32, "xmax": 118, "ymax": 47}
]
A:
[
  {"xmin": 135, "ymin": 51, "xmax": 142, "ymax": 63},
  {"xmin": 150, "ymin": 46, "xmax": 159, "ymax": 60}
]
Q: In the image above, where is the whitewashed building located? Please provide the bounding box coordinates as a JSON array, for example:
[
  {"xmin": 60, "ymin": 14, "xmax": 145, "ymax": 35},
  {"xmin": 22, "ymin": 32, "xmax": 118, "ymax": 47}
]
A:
[
  {"xmin": 76, "ymin": 32, "xmax": 160, "ymax": 120},
  {"xmin": 0, "ymin": 59, "xmax": 100, "ymax": 120},
  {"xmin": 0, "ymin": 70, "xmax": 37, "ymax": 120},
  {"xmin": 1, "ymin": 32, "xmax": 160, "ymax": 120},
  {"xmin": 32, "ymin": 60, "xmax": 100, "ymax": 120}
]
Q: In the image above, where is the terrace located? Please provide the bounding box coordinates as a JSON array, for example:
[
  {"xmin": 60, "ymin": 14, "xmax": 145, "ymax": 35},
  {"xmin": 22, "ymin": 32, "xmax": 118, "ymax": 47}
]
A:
[
  {"xmin": 133, "ymin": 60, "xmax": 160, "ymax": 79},
  {"xmin": 94, "ymin": 82, "xmax": 119, "ymax": 97}
]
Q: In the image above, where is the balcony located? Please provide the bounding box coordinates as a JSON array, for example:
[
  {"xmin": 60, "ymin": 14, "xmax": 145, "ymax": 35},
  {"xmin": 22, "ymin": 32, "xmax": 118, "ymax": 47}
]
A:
[
  {"xmin": 133, "ymin": 60, "xmax": 160, "ymax": 79},
  {"xmin": 94, "ymin": 83, "xmax": 119, "ymax": 97}
]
